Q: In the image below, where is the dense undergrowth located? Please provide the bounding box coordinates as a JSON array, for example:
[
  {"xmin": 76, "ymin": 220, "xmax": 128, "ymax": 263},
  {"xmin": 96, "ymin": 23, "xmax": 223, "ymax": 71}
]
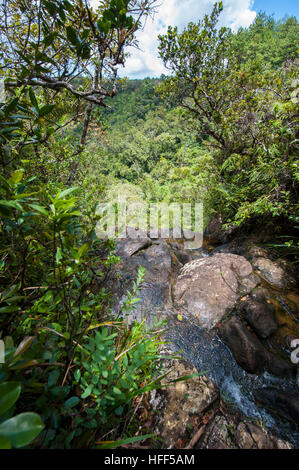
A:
[{"xmin": 0, "ymin": 0, "xmax": 298, "ymax": 449}]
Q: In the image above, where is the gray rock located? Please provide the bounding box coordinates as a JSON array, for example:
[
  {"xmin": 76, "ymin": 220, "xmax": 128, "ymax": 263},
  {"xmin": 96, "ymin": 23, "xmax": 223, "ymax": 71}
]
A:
[
  {"xmin": 241, "ymin": 297, "xmax": 278, "ymax": 339},
  {"xmin": 219, "ymin": 316, "xmax": 293, "ymax": 377},
  {"xmin": 110, "ymin": 238, "xmax": 175, "ymax": 322},
  {"xmin": 197, "ymin": 407, "xmax": 293, "ymax": 449},
  {"xmin": 235, "ymin": 422, "xmax": 292, "ymax": 449},
  {"xmin": 197, "ymin": 414, "xmax": 236, "ymax": 449},
  {"xmin": 251, "ymin": 257, "xmax": 297, "ymax": 290},
  {"xmin": 265, "ymin": 353, "xmax": 294, "ymax": 378},
  {"xmin": 173, "ymin": 253, "xmax": 260, "ymax": 329},
  {"xmin": 115, "ymin": 226, "xmax": 152, "ymax": 257},
  {"xmin": 149, "ymin": 355, "xmax": 219, "ymax": 449},
  {"xmin": 219, "ymin": 316, "xmax": 269, "ymax": 374}
]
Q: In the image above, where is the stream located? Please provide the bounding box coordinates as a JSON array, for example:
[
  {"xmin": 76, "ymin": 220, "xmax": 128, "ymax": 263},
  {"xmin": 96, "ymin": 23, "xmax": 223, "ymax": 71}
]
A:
[
  {"xmin": 166, "ymin": 308, "xmax": 299, "ymax": 447},
  {"xmin": 115, "ymin": 230, "xmax": 299, "ymax": 447}
]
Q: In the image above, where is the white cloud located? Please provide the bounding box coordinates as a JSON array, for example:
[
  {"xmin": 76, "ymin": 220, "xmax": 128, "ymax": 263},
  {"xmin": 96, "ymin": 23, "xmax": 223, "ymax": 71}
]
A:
[{"xmin": 92, "ymin": 0, "xmax": 257, "ymax": 78}]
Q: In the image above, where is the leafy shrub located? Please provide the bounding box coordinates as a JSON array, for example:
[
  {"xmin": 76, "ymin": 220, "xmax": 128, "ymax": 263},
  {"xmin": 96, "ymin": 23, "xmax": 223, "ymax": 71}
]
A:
[{"xmin": 0, "ymin": 336, "xmax": 44, "ymax": 449}]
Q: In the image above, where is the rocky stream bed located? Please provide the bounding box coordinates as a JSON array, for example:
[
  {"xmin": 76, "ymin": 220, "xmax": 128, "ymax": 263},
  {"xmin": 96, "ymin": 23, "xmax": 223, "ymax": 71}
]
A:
[{"xmin": 105, "ymin": 222, "xmax": 299, "ymax": 449}]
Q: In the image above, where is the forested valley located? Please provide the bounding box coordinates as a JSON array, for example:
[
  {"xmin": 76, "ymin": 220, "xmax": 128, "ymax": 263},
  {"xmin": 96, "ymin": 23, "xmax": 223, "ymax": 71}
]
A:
[{"xmin": 0, "ymin": 0, "xmax": 298, "ymax": 450}]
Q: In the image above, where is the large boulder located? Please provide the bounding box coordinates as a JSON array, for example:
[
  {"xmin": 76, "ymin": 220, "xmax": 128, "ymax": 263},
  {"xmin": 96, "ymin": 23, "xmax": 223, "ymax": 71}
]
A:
[
  {"xmin": 219, "ymin": 316, "xmax": 293, "ymax": 376},
  {"xmin": 241, "ymin": 296, "xmax": 278, "ymax": 339},
  {"xmin": 173, "ymin": 253, "xmax": 259, "ymax": 329},
  {"xmin": 115, "ymin": 226, "xmax": 152, "ymax": 258},
  {"xmin": 219, "ymin": 316, "xmax": 269, "ymax": 374}
]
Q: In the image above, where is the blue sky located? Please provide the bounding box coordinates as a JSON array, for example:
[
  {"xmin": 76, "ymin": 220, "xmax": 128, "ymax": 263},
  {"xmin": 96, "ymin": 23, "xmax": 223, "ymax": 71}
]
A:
[
  {"xmin": 92, "ymin": 0, "xmax": 298, "ymax": 78},
  {"xmin": 253, "ymin": 0, "xmax": 298, "ymax": 20}
]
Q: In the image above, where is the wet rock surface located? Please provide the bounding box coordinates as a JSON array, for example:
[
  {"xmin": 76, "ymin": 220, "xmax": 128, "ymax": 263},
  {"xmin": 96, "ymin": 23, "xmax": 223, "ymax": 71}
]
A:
[
  {"xmin": 110, "ymin": 234, "xmax": 175, "ymax": 322},
  {"xmin": 241, "ymin": 296, "xmax": 278, "ymax": 339},
  {"xmin": 254, "ymin": 388, "xmax": 299, "ymax": 426},
  {"xmin": 204, "ymin": 214, "xmax": 236, "ymax": 244},
  {"xmin": 148, "ymin": 351, "xmax": 293, "ymax": 449},
  {"xmin": 219, "ymin": 316, "xmax": 269, "ymax": 374},
  {"xmin": 251, "ymin": 256, "xmax": 297, "ymax": 290}
]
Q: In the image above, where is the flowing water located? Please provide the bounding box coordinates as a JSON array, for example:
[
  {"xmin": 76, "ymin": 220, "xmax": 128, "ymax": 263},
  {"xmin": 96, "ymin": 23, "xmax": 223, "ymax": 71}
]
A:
[{"xmin": 165, "ymin": 312, "xmax": 299, "ymax": 447}]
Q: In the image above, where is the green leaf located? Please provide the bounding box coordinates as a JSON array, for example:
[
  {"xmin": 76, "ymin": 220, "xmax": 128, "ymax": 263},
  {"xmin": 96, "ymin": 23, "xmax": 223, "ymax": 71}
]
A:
[
  {"xmin": 62, "ymin": 0, "xmax": 73, "ymax": 13},
  {"xmin": 80, "ymin": 45, "xmax": 91, "ymax": 59},
  {"xmin": 10, "ymin": 359, "xmax": 38, "ymax": 371},
  {"xmin": 81, "ymin": 385, "xmax": 92, "ymax": 398},
  {"xmin": 0, "ymin": 382, "xmax": 21, "ymax": 417},
  {"xmin": 38, "ymin": 104, "xmax": 55, "ymax": 117},
  {"xmin": 5, "ymin": 98, "xmax": 19, "ymax": 115},
  {"xmin": 72, "ymin": 369, "xmax": 81, "ymax": 383},
  {"xmin": 56, "ymin": 247, "xmax": 62, "ymax": 264},
  {"xmin": 58, "ymin": 3, "xmax": 66, "ymax": 22},
  {"xmin": 29, "ymin": 204, "xmax": 48, "ymax": 216},
  {"xmin": 96, "ymin": 433, "xmax": 155, "ymax": 449},
  {"xmin": 13, "ymin": 336, "xmax": 35, "ymax": 358},
  {"xmin": 44, "ymin": 1, "xmax": 57, "ymax": 16},
  {"xmin": 43, "ymin": 33, "xmax": 57, "ymax": 48},
  {"xmin": 66, "ymin": 26, "xmax": 79, "ymax": 46},
  {"xmin": 47, "ymin": 369, "xmax": 60, "ymax": 388},
  {"xmin": 0, "ymin": 412, "xmax": 44, "ymax": 448},
  {"xmin": 28, "ymin": 87, "xmax": 38, "ymax": 110},
  {"xmin": 0, "ymin": 127, "xmax": 20, "ymax": 135},
  {"xmin": 103, "ymin": 9, "xmax": 116, "ymax": 24},
  {"xmin": 77, "ymin": 243, "xmax": 88, "ymax": 259},
  {"xmin": 114, "ymin": 405, "xmax": 123, "ymax": 416},
  {"xmin": 1, "ymin": 283, "xmax": 21, "ymax": 302},
  {"xmin": 8, "ymin": 170, "xmax": 23, "ymax": 184},
  {"xmin": 0, "ymin": 436, "xmax": 11, "ymax": 449},
  {"xmin": 57, "ymin": 187, "xmax": 78, "ymax": 199},
  {"xmin": 0, "ymin": 200, "xmax": 23, "ymax": 216},
  {"xmin": 64, "ymin": 397, "xmax": 80, "ymax": 408}
]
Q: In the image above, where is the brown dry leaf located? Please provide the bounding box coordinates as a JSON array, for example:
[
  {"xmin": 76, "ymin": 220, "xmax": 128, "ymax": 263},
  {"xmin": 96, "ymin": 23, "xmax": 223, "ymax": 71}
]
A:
[
  {"xmin": 201, "ymin": 411, "xmax": 213, "ymax": 425},
  {"xmin": 175, "ymin": 437, "xmax": 188, "ymax": 448},
  {"xmin": 190, "ymin": 416, "xmax": 200, "ymax": 427}
]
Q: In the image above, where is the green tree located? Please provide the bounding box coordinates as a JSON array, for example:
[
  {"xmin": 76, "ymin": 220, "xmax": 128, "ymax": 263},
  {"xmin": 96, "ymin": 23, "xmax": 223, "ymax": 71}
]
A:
[
  {"xmin": 158, "ymin": 2, "xmax": 298, "ymax": 228},
  {"xmin": 231, "ymin": 12, "xmax": 299, "ymax": 68},
  {"xmin": 0, "ymin": 0, "xmax": 158, "ymax": 181}
]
